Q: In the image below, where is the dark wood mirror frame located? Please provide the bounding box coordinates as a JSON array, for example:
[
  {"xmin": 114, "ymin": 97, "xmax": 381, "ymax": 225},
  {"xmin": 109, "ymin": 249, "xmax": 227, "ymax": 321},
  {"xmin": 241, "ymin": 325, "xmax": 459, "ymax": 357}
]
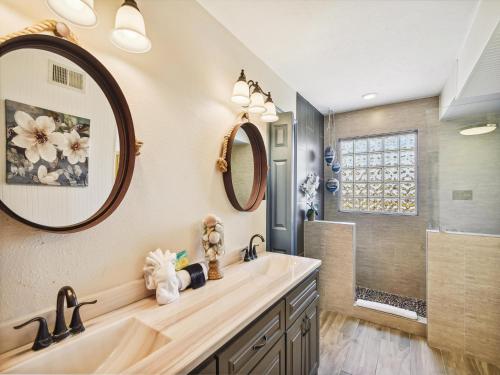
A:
[
  {"xmin": 223, "ymin": 122, "xmax": 268, "ymax": 212},
  {"xmin": 0, "ymin": 35, "xmax": 136, "ymax": 232}
]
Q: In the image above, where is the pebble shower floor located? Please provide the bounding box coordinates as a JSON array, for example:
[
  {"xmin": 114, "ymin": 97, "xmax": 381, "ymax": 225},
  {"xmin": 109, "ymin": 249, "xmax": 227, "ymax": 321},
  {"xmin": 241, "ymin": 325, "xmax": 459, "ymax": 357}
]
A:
[{"xmin": 356, "ymin": 286, "xmax": 427, "ymax": 318}]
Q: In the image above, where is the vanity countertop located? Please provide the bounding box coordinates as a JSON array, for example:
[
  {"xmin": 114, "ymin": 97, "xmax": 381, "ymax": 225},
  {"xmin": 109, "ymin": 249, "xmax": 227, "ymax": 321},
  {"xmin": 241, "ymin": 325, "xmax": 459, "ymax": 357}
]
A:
[{"xmin": 0, "ymin": 252, "xmax": 321, "ymax": 374}]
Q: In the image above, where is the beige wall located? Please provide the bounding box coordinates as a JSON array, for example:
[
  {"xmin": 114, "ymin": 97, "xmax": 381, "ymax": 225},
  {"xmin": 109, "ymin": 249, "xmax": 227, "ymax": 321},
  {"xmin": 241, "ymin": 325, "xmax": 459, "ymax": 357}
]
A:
[
  {"xmin": 427, "ymin": 230, "xmax": 500, "ymax": 367},
  {"xmin": 324, "ymin": 98, "xmax": 440, "ymax": 299},
  {"xmin": 0, "ymin": 0, "xmax": 296, "ymax": 323}
]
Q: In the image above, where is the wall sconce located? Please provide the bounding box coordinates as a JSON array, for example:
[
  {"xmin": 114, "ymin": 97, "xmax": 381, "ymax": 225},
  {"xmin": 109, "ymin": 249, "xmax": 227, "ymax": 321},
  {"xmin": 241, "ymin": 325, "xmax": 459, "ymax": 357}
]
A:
[
  {"xmin": 46, "ymin": 0, "xmax": 151, "ymax": 53},
  {"xmin": 111, "ymin": 0, "xmax": 151, "ymax": 53},
  {"xmin": 231, "ymin": 69, "xmax": 279, "ymax": 123},
  {"xmin": 47, "ymin": 0, "xmax": 97, "ymax": 27}
]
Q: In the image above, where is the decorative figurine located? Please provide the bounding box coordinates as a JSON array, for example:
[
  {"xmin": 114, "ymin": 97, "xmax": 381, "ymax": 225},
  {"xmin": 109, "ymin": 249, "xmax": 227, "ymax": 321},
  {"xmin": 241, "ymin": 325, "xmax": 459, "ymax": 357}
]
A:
[
  {"xmin": 332, "ymin": 160, "xmax": 341, "ymax": 174},
  {"xmin": 326, "ymin": 177, "xmax": 339, "ymax": 193},
  {"xmin": 202, "ymin": 214, "xmax": 225, "ymax": 280},
  {"xmin": 324, "ymin": 146, "xmax": 335, "ymax": 166}
]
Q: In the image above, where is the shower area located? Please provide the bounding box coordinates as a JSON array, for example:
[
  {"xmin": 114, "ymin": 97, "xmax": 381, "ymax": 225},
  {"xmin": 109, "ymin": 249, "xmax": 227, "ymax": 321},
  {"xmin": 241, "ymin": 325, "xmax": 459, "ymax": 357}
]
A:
[{"xmin": 322, "ymin": 95, "xmax": 500, "ymax": 321}]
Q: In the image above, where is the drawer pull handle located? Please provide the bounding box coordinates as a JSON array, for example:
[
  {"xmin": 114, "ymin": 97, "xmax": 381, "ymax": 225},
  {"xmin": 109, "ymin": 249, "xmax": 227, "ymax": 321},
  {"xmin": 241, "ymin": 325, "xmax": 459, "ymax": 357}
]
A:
[{"xmin": 252, "ymin": 335, "xmax": 268, "ymax": 350}]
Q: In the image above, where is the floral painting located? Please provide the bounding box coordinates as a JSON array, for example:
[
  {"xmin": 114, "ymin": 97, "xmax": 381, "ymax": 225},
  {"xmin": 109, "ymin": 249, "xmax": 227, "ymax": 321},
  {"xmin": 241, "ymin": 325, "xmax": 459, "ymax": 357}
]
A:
[{"xmin": 5, "ymin": 99, "xmax": 90, "ymax": 187}]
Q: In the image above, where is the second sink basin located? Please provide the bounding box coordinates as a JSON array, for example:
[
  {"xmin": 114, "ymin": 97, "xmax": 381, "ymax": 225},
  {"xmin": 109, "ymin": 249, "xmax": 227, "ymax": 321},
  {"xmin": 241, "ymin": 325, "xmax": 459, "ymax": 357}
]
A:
[
  {"xmin": 6, "ymin": 318, "xmax": 170, "ymax": 374},
  {"xmin": 248, "ymin": 253, "xmax": 297, "ymax": 277}
]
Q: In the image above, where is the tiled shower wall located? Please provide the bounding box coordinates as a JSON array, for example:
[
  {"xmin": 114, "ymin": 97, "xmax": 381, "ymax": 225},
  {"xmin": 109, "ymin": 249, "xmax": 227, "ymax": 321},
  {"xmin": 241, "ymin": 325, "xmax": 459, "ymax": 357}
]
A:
[
  {"xmin": 296, "ymin": 93, "xmax": 324, "ymax": 256},
  {"xmin": 324, "ymin": 97, "xmax": 440, "ymax": 299}
]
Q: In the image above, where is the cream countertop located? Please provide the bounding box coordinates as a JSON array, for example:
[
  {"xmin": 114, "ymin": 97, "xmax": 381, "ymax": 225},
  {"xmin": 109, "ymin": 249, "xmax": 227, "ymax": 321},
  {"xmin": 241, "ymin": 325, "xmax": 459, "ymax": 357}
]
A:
[{"xmin": 0, "ymin": 252, "xmax": 321, "ymax": 374}]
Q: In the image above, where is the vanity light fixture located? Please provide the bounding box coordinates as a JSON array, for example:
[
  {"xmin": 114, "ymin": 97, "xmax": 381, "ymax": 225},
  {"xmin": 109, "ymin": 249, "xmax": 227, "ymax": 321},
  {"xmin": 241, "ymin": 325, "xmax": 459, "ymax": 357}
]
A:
[
  {"xmin": 231, "ymin": 70, "xmax": 251, "ymax": 106},
  {"xmin": 111, "ymin": 0, "xmax": 152, "ymax": 53},
  {"xmin": 231, "ymin": 69, "xmax": 279, "ymax": 123},
  {"xmin": 362, "ymin": 92, "xmax": 377, "ymax": 100},
  {"xmin": 261, "ymin": 92, "xmax": 279, "ymax": 123},
  {"xmin": 46, "ymin": 0, "xmax": 98, "ymax": 27},
  {"xmin": 248, "ymin": 82, "xmax": 266, "ymax": 114},
  {"xmin": 460, "ymin": 123, "xmax": 497, "ymax": 136}
]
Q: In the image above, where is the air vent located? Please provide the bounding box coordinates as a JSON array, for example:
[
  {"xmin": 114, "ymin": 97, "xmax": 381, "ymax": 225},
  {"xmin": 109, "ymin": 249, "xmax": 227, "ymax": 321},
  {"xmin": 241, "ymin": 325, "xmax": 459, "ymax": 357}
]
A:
[{"xmin": 49, "ymin": 61, "xmax": 85, "ymax": 92}]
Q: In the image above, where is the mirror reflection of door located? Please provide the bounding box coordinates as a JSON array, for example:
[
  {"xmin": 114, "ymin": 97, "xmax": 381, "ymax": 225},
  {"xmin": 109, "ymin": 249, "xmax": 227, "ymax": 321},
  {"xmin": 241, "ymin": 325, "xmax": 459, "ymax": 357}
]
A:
[{"xmin": 230, "ymin": 128, "xmax": 255, "ymax": 207}]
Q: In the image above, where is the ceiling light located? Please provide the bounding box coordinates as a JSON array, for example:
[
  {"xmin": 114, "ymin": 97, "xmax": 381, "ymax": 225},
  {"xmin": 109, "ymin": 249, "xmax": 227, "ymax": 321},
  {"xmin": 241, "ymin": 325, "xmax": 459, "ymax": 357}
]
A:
[
  {"xmin": 460, "ymin": 123, "xmax": 497, "ymax": 136},
  {"xmin": 261, "ymin": 92, "xmax": 279, "ymax": 123},
  {"xmin": 231, "ymin": 70, "xmax": 250, "ymax": 106},
  {"xmin": 46, "ymin": 0, "xmax": 97, "ymax": 27},
  {"xmin": 111, "ymin": 0, "xmax": 151, "ymax": 53},
  {"xmin": 248, "ymin": 82, "xmax": 266, "ymax": 114},
  {"xmin": 362, "ymin": 93, "xmax": 377, "ymax": 100}
]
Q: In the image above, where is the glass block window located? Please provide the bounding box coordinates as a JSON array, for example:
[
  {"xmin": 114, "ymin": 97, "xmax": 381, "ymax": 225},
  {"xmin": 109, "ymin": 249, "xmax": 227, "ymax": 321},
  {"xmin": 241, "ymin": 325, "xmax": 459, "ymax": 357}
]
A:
[{"xmin": 339, "ymin": 131, "xmax": 417, "ymax": 215}]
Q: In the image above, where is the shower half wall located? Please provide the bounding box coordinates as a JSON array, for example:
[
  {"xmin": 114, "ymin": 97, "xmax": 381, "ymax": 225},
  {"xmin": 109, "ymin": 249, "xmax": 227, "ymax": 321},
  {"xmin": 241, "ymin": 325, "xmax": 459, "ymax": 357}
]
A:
[{"xmin": 324, "ymin": 97, "xmax": 440, "ymax": 301}]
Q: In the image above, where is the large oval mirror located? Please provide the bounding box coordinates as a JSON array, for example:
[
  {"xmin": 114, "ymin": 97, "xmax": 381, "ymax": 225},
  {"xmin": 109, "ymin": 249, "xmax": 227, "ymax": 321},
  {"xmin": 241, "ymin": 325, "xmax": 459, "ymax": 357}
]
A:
[
  {"xmin": 223, "ymin": 122, "xmax": 267, "ymax": 211},
  {"xmin": 0, "ymin": 35, "xmax": 135, "ymax": 232}
]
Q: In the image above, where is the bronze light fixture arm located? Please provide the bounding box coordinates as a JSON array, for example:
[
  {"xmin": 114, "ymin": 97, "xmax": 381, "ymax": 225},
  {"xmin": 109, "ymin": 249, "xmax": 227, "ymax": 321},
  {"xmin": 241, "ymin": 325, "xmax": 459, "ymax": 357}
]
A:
[{"xmin": 240, "ymin": 71, "xmax": 272, "ymax": 100}]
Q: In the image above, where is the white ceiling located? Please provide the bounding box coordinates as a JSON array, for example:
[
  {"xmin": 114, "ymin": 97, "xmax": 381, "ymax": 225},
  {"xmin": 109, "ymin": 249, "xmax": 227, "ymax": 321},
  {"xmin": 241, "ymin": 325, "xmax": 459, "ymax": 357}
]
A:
[{"xmin": 198, "ymin": 0, "xmax": 479, "ymax": 113}]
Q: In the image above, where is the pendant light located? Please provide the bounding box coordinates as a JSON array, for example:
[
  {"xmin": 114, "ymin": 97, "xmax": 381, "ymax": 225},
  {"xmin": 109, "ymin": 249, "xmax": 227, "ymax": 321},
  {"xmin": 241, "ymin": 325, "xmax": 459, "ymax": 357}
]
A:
[
  {"xmin": 248, "ymin": 82, "xmax": 266, "ymax": 114},
  {"xmin": 46, "ymin": 0, "xmax": 97, "ymax": 27},
  {"xmin": 261, "ymin": 92, "xmax": 279, "ymax": 123},
  {"xmin": 111, "ymin": 0, "xmax": 151, "ymax": 53},
  {"xmin": 231, "ymin": 70, "xmax": 250, "ymax": 106}
]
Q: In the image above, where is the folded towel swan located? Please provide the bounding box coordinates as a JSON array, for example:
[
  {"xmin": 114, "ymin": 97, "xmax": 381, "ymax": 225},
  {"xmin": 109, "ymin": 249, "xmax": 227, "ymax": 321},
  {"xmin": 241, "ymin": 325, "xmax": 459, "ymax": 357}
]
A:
[{"xmin": 143, "ymin": 248, "xmax": 180, "ymax": 305}]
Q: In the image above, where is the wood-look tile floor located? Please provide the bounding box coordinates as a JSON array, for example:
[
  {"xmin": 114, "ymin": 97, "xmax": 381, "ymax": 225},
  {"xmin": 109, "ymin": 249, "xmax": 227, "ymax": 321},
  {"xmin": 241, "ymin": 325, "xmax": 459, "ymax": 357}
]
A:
[{"xmin": 319, "ymin": 311, "xmax": 500, "ymax": 375}]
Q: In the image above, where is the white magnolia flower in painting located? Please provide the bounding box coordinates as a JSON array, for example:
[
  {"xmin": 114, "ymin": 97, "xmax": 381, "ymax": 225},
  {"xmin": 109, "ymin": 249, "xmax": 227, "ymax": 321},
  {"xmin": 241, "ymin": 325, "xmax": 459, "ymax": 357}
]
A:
[
  {"xmin": 11, "ymin": 111, "xmax": 65, "ymax": 163},
  {"xmin": 9, "ymin": 165, "xmax": 25, "ymax": 177},
  {"xmin": 61, "ymin": 130, "xmax": 89, "ymax": 165},
  {"xmin": 37, "ymin": 165, "xmax": 60, "ymax": 185}
]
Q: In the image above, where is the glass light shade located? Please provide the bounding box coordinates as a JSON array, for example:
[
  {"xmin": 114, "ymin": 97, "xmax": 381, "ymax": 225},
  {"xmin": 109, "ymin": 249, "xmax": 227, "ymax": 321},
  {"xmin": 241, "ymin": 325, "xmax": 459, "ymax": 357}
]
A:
[
  {"xmin": 111, "ymin": 3, "xmax": 151, "ymax": 53},
  {"xmin": 261, "ymin": 101, "xmax": 279, "ymax": 122},
  {"xmin": 362, "ymin": 92, "xmax": 377, "ymax": 100},
  {"xmin": 47, "ymin": 0, "xmax": 97, "ymax": 27},
  {"xmin": 231, "ymin": 80, "xmax": 250, "ymax": 105},
  {"xmin": 248, "ymin": 91, "xmax": 266, "ymax": 113},
  {"xmin": 460, "ymin": 124, "xmax": 497, "ymax": 136}
]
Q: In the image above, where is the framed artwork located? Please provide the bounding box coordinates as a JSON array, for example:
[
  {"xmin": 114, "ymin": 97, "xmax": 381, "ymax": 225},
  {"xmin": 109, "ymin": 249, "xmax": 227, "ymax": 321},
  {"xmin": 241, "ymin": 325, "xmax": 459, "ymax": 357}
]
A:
[{"xmin": 5, "ymin": 99, "xmax": 90, "ymax": 187}]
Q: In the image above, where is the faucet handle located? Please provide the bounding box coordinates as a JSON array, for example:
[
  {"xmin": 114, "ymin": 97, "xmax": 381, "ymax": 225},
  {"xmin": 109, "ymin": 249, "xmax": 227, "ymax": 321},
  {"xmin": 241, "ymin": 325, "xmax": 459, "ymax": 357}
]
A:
[
  {"xmin": 14, "ymin": 317, "xmax": 52, "ymax": 351},
  {"xmin": 70, "ymin": 300, "xmax": 97, "ymax": 334},
  {"xmin": 241, "ymin": 247, "xmax": 251, "ymax": 262}
]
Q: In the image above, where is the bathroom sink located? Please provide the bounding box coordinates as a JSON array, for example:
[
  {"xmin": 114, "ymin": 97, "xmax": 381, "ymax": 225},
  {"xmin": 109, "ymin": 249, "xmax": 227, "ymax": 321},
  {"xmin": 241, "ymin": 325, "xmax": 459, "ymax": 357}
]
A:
[
  {"xmin": 248, "ymin": 254, "xmax": 295, "ymax": 277},
  {"xmin": 6, "ymin": 318, "xmax": 170, "ymax": 374}
]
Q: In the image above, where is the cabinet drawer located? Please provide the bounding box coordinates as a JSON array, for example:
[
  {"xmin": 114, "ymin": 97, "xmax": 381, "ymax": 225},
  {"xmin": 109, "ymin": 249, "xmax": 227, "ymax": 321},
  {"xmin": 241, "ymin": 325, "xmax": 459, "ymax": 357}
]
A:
[
  {"xmin": 190, "ymin": 356, "xmax": 217, "ymax": 375},
  {"xmin": 285, "ymin": 270, "xmax": 319, "ymax": 328},
  {"xmin": 218, "ymin": 301, "xmax": 285, "ymax": 374},
  {"xmin": 249, "ymin": 336, "xmax": 285, "ymax": 375}
]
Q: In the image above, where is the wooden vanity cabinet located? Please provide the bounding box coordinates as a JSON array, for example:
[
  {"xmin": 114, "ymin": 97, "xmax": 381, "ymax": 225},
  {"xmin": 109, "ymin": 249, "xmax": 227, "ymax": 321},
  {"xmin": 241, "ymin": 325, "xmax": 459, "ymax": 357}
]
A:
[{"xmin": 191, "ymin": 269, "xmax": 319, "ymax": 375}]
